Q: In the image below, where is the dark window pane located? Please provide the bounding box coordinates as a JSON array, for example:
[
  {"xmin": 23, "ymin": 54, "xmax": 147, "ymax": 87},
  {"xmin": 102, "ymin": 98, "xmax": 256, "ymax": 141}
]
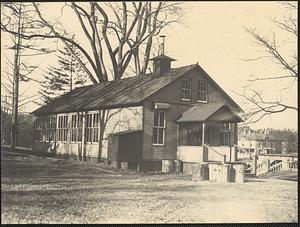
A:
[
  {"xmin": 154, "ymin": 110, "xmax": 159, "ymax": 126},
  {"xmin": 158, "ymin": 128, "xmax": 164, "ymax": 144},
  {"xmin": 179, "ymin": 123, "xmax": 202, "ymax": 146},
  {"xmin": 159, "ymin": 111, "xmax": 164, "ymax": 127},
  {"xmin": 153, "ymin": 128, "xmax": 158, "ymax": 144}
]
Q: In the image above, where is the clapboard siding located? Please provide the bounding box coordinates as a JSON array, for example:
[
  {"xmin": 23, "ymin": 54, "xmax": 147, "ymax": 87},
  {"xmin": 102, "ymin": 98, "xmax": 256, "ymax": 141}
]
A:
[
  {"xmin": 142, "ymin": 67, "xmax": 239, "ymax": 161},
  {"xmin": 33, "ymin": 106, "xmax": 143, "ymax": 160},
  {"xmin": 142, "ymin": 101, "xmax": 190, "ymax": 161},
  {"xmin": 147, "ymin": 67, "xmax": 238, "ymax": 109}
]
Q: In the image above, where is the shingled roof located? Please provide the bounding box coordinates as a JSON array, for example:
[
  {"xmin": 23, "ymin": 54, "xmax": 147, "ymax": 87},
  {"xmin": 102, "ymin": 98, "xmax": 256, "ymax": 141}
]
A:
[
  {"xmin": 32, "ymin": 64, "xmax": 197, "ymax": 115},
  {"xmin": 177, "ymin": 103, "xmax": 243, "ymax": 123},
  {"xmin": 32, "ymin": 63, "xmax": 243, "ymax": 115}
]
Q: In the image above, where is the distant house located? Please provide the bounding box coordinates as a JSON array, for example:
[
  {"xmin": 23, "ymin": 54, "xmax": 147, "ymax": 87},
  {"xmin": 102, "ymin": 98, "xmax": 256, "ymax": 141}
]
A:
[
  {"xmin": 238, "ymin": 134, "xmax": 283, "ymax": 155},
  {"xmin": 32, "ymin": 50, "xmax": 243, "ymax": 174}
]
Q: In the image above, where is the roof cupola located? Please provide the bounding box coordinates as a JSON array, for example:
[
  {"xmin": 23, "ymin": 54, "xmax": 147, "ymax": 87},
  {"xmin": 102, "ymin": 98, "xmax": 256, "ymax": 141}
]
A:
[{"xmin": 150, "ymin": 35, "xmax": 176, "ymax": 77}]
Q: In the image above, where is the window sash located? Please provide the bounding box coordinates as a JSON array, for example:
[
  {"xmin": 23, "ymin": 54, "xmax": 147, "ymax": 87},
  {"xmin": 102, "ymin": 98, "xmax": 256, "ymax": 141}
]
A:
[
  {"xmin": 57, "ymin": 115, "xmax": 68, "ymax": 142},
  {"xmin": 70, "ymin": 114, "xmax": 83, "ymax": 143},
  {"xmin": 45, "ymin": 116, "xmax": 56, "ymax": 142},
  {"xmin": 181, "ymin": 79, "xmax": 192, "ymax": 101},
  {"xmin": 35, "ymin": 116, "xmax": 56, "ymax": 142},
  {"xmin": 153, "ymin": 110, "xmax": 165, "ymax": 145},
  {"xmin": 197, "ymin": 80, "xmax": 208, "ymax": 102},
  {"xmin": 85, "ymin": 112, "xmax": 99, "ymax": 143}
]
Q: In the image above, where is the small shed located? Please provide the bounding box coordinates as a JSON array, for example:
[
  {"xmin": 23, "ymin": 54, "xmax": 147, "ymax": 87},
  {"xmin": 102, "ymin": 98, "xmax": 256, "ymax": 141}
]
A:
[{"xmin": 107, "ymin": 130, "xmax": 143, "ymax": 170}]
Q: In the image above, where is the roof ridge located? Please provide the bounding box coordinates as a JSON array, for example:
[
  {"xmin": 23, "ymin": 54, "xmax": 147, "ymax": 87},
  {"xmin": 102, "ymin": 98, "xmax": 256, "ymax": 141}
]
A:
[
  {"xmin": 32, "ymin": 63, "xmax": 199, "ymax": 115},
  {"xmin": 71, "ymin": 64, "xmax": 197, "ymax": 90}
]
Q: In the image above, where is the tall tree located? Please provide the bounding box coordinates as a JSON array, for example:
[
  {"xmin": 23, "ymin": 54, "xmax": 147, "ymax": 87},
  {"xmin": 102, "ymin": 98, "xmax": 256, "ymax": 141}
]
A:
[
  {"xmin": 1, "ymin": 2, "xmax": 52, "ymax": 151},
  {"xmin": 239, "ymin": 2, "xmax": 297, "ymax": 124},
  {"xmin": 39, "ymin": 43, "xmax": 89, "ymax": 105},
  {"xmin": 1, "ymin": 2, "xmax": 183, "ymax": 162},
  {"xmin": 1, "ymin": 2, "xmax": 183, "ymax": 82}
]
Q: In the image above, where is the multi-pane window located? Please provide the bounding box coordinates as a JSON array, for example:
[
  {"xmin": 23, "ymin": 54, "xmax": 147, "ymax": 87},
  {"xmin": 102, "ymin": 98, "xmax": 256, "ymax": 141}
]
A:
[
  {"xmin": 178, "ymin": 123, "xmax": 203, "ymax": 146},
  {"xmin": 45, "ymin": 116, "xmax": 56, "ymax": 142},
  {"xmin": 86, "ymin": 112, "xmax": 99, "ymax": 143},
  {"xmin": 197, "ymin": 80, "xmax": 208, "ymax": 102},
  {"xmin": 152, "ymin": 110, "xmax": 165, "ymax": 145},
  {"xmin": 181, "ymin": 79, "xmax": 192, "ymax": 101},
  {"xmin": 34, "ymin": 117, "xmax": 43, "ymax": 142},
  {"xmin": 70, "ymin": 114, "xmax": 83, "ymax": 143},
  {"xmin": 57, "ymin": 115, "xmax": 68, "ymax": 142},
  {"xmin": 220, "ymin": 123, "xmax": 230, "ymax": 146}
]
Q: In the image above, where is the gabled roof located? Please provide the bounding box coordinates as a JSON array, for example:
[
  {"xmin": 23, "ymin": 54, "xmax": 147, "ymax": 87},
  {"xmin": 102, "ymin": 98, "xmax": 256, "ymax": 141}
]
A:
[
  {"xmin": 32, "ymin": 64, "xmax": 196, "ymax": 115},
  {"xmin": 177, "ymin": 103, "xmax": 243, "ymax": 123},
  {"xmin": 195, "ymin": 63, "xmax": 242, "ymax": 112},
  {"xmin": 32, "ymin": 62, "xmax": 243, "ymax": 115}
]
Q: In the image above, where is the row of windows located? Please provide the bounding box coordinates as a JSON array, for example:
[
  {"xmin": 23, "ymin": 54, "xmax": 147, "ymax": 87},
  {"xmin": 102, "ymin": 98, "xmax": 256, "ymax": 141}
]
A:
[
  {"xmin": 178, "ymin": 123, "xmax": 231, "ymax": 146},
  {"xmin": 181, "ymin": 79, "xmax": 208, "ymax": 103},
  {"xmin": 35, "ymin": 117, "xmax": 56, "ymax": 142},
  {"xmin": 34, "ymin": 113, "xmax": 99, "ymax": 143},
  {"xmin": 153, "ymin": 108, "xmax": 231, "ymax": 146},
  {"xmin": 178, "ymin": 123, "xmax": 203, "ymax": 146},
  {"xmin": 35, "ymin": 111, "xmax": 231, "ymax": 147}
]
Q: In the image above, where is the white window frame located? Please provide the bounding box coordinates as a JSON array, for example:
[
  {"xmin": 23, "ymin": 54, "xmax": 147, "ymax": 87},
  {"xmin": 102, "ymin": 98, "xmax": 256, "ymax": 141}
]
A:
[
  {"xmin": 85, "ymin": 111, "xmax": 99, "ymax": 144},
  {"xmin": 197, "ymin": 80, "xmax": 208, "ymax": 103},
  {"xmin": 34, "ymin": 117, "xmax": 43, "ymax": 142},
  {"xmin": 152, "ymin": 110, "xmax": 166, "ymax": 146},
  {"xmin": 57, "ymin": 115, "xmax": 68, "ymax": 143},
  {"xmin": 70, "ymin": 114, "xmax": 83, "ymax": 143},
  {"xmin": 45, "ymin": 116, "xmax": 56, "ymax": 142},
  {"xmin": 181, "ymin": 79, "xmax": 192, "ymax": 101}
]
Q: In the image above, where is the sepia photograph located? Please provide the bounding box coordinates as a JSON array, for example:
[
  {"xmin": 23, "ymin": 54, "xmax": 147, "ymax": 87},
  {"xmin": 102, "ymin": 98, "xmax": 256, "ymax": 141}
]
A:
[{"xmin": 1, "ymin": 1, "xmax": 298, "ymax": 224}]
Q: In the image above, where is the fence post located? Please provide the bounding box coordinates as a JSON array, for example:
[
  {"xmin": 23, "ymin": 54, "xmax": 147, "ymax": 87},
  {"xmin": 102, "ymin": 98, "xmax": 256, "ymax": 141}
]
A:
[
  {"xmin": 252, "ymin": 155, "xmax": 258, "ymax": 176},
  {"xmin": 266, "ymin": 159, "xmax": 270, "ymax": 172},
  {"xmin": 222, "ymin": 155, "xmax": 226, "ymax": 164}
]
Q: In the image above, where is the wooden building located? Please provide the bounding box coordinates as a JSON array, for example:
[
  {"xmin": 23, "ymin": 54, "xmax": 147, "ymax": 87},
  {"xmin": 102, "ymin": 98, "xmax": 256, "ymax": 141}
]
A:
[
  {"xmin": 32, "ymin": 52, "xmax": 243, "ymax": 174},
  {"xmin": 238, "ymin": 134, "xmax": 283, "ymax": 155}
]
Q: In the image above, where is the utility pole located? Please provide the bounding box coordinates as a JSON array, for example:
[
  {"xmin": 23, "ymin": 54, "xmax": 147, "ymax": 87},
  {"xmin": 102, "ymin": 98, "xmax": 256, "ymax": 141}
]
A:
[
  {"xmin": 10, "ymin": 4, "xmax": 22, "ymax": 152},
  {"xmin": 70, "ymin": 44, "xmax": 73, "ymax": 92}
]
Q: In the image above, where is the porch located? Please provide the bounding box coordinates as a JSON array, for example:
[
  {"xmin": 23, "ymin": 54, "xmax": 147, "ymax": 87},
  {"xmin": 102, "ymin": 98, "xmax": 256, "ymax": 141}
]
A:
[{"xmin": 176, "ymin": 103, "xmax": 242, "ymax": 165}]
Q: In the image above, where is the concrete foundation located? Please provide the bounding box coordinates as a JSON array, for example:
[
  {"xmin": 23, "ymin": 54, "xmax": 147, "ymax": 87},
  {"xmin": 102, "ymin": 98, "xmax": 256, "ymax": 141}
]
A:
[{"xmin": 121, "ymin": 162, "xmax": 128, "ymax": 170}]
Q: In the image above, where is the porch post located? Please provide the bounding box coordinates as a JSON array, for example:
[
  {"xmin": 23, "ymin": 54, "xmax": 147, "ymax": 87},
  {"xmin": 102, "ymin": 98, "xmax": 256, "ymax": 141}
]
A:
[{"xmin": 202, "ymin": 122, "xmax": 205, "ymax": 146}]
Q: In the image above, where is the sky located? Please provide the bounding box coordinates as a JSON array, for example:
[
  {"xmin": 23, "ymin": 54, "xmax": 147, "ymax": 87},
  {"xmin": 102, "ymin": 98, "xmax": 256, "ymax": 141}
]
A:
[{"xmin": 1, "ymin": 1, "xmax": 298, "ymax": 130}]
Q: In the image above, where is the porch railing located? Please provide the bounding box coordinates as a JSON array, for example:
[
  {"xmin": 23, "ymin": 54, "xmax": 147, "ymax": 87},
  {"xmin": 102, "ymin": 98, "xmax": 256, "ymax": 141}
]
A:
[
  {"xmin": 257, "ymin": 160, "xmax": 298, "ymax": 175},
  {"xmin": 203, "ymin": 144, "xmax": 226, "ymax": 163},
  {"xmin": 288, "ymin": 161, "xmax": 298, "ymax": 171},
  {"xmin": 269, "ymin": 161, "xmax": 283, "ymax": 172}
]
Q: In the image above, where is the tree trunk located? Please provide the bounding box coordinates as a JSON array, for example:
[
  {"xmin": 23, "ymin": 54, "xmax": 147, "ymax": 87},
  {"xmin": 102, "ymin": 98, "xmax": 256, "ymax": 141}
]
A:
[
  {"xmin": 11, "ymin": 4, "xmax": 22, "ymax": 153},
  {"xmin": 98, "ymin": 109, "xmax": 106, "ymax": 163}
]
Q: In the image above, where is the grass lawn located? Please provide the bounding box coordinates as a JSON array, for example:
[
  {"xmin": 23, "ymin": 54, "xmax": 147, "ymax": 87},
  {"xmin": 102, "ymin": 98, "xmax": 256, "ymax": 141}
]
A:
[{"xmin": 1, "ymin": 150, "xmax": 298, "ymax": 224}]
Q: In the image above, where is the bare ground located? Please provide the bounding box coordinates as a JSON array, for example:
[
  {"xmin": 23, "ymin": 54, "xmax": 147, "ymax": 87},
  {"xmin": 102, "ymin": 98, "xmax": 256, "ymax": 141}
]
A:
[{"xmin": 1, "ymin": 151, "xmax": 298, "ymax": 224}]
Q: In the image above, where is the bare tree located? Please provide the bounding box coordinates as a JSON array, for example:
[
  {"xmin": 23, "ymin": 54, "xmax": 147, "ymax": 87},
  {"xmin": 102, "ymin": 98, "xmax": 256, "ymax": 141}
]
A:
[
  {"xmin": 1, "ymin": 2, "xmax": 183, "ymax": 161},
  {"xmin": 1, "ymin": 2, "xmax": 183, "ymax": 82},
  {"xmin": 1, "ymin": 3, "xmax": 53, "ymax": 151},
  {"xmin": 239, "ymin": 2, "xmax": 297, "ymax": 124}
]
